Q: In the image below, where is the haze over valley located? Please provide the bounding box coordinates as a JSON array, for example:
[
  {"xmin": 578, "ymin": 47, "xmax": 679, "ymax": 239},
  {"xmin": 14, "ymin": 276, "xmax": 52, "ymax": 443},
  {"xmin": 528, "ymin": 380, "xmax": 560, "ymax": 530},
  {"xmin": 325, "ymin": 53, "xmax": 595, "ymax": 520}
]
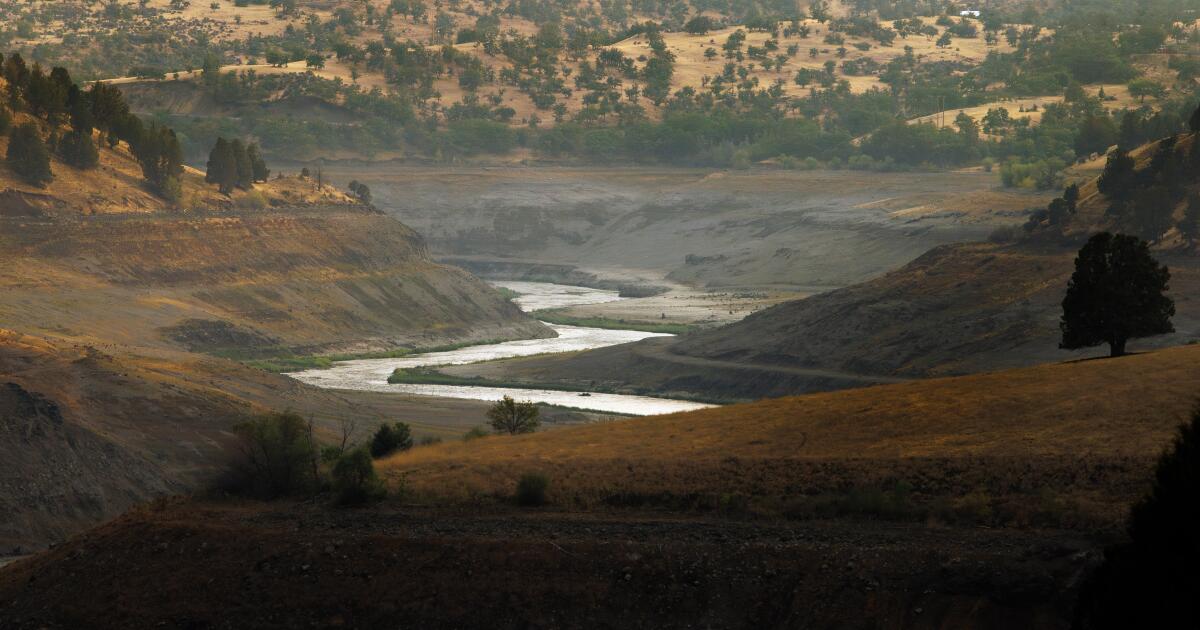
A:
[{"xmin": 2, "ymin": 0, "xmax": 1200, "ymax": 627}]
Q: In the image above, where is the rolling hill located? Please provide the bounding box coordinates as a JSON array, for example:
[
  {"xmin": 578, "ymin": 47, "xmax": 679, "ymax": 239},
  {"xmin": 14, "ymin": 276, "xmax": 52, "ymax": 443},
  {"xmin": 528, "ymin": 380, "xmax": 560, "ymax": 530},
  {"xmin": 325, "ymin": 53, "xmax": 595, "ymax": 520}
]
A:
[
  {"xmin": 0, "ymin": 83, "xmax": 549, "ymax": 550},
  {"xmin": 3, "ymin": 326, "xmax": 1195, "ymax": 628}
]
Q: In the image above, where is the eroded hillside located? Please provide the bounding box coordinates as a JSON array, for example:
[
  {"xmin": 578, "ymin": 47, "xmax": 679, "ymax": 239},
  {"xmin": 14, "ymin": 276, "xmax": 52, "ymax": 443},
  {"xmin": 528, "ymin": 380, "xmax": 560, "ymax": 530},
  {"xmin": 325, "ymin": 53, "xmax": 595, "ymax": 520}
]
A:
[{"xmin": 0, "ymin": 78, "xmax": 548, "ymax": 550}]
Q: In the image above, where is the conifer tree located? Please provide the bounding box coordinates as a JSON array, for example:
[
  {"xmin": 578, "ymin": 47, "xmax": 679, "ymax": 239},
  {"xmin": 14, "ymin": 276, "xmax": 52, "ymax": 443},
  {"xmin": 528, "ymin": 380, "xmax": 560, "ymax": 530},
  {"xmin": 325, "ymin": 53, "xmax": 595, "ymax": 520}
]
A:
[
  {"xmin": 131, "ymin": 123, "xmax": 183, "ymax": 200},
  {"xmin": 59, "ymin": 129, "xmax": 99, "ymax": 169},
  {"xmin": 231, "ymin": 138, "xmax": 253, "ymax": 189},
  {"xmin": 6, "ymin": 123, "xmax": 53, "ymax": 187},
  {"xmin": 247, "ymin": 142, "xmax": 269, "ymax": 182},
  {"xmin": 205, "ymin": 137, "xmax": 238, "ymax": 194}
]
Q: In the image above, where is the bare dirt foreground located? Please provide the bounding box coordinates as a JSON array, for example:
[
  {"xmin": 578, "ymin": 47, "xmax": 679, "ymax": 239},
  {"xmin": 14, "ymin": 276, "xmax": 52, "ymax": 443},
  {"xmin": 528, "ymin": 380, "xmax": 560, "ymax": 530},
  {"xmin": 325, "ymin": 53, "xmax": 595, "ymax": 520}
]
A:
[{"xmin": 0, "ymin": 500, "xmax": 1096, "ymax": 630}]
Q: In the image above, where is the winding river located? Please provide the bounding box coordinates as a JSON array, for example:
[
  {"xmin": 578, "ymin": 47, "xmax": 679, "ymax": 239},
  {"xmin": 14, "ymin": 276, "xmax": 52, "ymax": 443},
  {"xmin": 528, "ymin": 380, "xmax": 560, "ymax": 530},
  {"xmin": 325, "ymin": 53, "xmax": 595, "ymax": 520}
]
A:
[{"xmin": 291, "ymin": 281, "xmax": 716, "ymax": 416}]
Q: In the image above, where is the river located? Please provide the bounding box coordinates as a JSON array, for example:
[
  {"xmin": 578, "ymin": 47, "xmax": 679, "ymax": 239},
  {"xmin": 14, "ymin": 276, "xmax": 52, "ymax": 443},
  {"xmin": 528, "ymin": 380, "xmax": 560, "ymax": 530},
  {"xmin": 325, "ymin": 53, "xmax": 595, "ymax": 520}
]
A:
[{"xmin": 291, "ymin": 281, "xmax": 715, "ymax": 416}]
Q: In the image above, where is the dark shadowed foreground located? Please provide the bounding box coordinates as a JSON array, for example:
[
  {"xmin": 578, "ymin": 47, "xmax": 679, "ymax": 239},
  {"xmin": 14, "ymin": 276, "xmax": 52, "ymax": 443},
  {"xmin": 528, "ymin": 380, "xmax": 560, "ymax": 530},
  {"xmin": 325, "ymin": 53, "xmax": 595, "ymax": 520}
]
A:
[{"xmin": 0, "ymin": 500, "xmax": 1098, "ymax": 630}]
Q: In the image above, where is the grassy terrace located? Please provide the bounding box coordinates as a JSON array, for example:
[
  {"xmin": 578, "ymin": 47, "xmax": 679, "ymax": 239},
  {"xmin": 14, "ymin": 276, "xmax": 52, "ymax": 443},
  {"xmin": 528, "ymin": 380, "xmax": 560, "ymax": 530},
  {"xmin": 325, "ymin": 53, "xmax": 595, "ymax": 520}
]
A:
[
  {"xmin": 532, "ymin": 309, "xmax": 696, "ymax": 335},
  {"xmin": 242, "ymin": 339, "xmax": 512, "ymax": 373},
  {"xmin": 387, "ymin": 367, "xmax": 728, "ymax": 404}
]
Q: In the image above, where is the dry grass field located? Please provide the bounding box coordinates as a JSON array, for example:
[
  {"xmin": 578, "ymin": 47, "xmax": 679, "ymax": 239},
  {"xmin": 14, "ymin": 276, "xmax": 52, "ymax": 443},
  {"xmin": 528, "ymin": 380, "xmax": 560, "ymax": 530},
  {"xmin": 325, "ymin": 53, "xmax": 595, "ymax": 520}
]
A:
[{"xmin": 380, "ymin": 344, "xmax": 1200, "ymax": 525}]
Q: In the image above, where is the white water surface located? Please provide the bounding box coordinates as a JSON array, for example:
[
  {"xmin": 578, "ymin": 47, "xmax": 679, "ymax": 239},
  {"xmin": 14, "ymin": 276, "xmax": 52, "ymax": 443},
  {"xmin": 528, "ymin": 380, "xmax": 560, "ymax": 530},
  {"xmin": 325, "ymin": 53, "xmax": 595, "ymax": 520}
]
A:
[{"xmin": 291, "ymin": 281, "xmax": 715, "ymax": 416}]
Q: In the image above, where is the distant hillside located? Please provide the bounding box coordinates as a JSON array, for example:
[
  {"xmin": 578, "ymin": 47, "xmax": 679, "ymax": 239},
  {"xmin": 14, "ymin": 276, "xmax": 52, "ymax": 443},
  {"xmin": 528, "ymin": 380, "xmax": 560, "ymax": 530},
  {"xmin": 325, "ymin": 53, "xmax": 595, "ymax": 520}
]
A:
[{"xmin": 436, "ymin": 131, "xmax": 1200, "ymax": 400}]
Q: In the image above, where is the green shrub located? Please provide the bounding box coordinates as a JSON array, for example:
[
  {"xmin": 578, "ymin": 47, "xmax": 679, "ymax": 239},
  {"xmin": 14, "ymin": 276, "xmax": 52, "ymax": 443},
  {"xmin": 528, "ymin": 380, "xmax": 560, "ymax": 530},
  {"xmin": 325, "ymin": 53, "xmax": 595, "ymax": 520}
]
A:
[
  {"xmin": 331, "ymin": 448, "xmax": 387, "ymax": 506},
  {"xmin": 463, "ymin": 426, "xmax": 489, "ymax": 441},
  {"xmin": 369, "ymin": 422, "xmax": 413, "ymax": 458},
  {"xmin": 516, "ymin": 473, "xmax": 549, "ymax": 506},
  {"xmin": 487, "ymin": 396, "xmax": 540, "ymax": 435},
  {"xmin": 235, "ymin": 189, "xmax": 268, "ymax": 210},
  {"xmin": 228, "ymin": 411, "xmax": 318, "ymax": 498}
]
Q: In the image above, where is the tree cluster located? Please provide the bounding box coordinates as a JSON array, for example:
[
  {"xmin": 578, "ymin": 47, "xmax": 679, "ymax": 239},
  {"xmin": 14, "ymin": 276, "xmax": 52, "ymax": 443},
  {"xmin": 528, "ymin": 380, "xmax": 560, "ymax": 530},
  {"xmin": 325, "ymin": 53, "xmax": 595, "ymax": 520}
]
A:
[
  {"xmin": 1, "ymin": 52, "xmax": 187, "ymax": 199},
  {"xmin": 205, "ymin": 137, "xmax": 269, "ymax": 194}
]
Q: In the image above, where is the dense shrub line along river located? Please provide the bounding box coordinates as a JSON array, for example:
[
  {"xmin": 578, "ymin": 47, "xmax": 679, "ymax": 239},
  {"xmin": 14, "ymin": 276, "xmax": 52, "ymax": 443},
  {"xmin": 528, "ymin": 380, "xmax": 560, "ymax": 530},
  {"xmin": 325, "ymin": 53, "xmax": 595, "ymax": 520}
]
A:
[{"xmin": 291, "ymin": 281, "xmax": 715, "ymax": 416}]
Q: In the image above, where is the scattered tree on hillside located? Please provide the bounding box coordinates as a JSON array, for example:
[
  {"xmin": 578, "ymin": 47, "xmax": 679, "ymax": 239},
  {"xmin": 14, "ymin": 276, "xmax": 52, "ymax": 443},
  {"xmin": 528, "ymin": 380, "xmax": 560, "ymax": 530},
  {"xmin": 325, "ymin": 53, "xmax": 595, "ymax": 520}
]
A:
[
  {"xmin": 247, "ymin": 142, "xmax": 269, "ymax": 182},
  {"xmin": 231, "ymin": 138, "xmax": 253, "ymax": 190},
  {"xmin": 1128, "ymin": 78, "xmax": 1166, "ymax": 103},
  {"xmin": 6, "ymin": 123, "xmax": 53, "ymax": 187},
  {"xmin": 57, "ymin": 89, "xmax": 100, "ymax": 169},
  {"xmin": 487, "ymin": 395, "xmax": 540, "ymax": 435},
  {"xmin": 58, "ymin": 128, "xmax": 99, "ymax": 169},
  {"xmin": 1064, "ymin": 183, "xmax": 1080, "ymax": 213},
  {"xmin": 1073, "ymin": 407, "xmax": 1200, "ymax": 629},
  {"xmin": 1097, "ymin": 148, "xmax": 1136, "ymax": 200},
  {"xmin": 1075, "ymin": 115, "xmax": 1118, "ymax": 157},
  {"xmin": 684, "ymin": 15, "xmax": 716, "ymax": 35},
  {"xmin": 131, "ymin": 122, "xmax": 184, "ymax": 202},
  {"xmin": 205, "ymin": 137, "xmax": 237, "ymax": 193},
  {"xmin": 1060, "ymin": 232, "xmax": 1174, "ymax": 358},
  {"xmin": 24, "ymin": 64, "xmax": 70, "ymax": 120},
  {"xmin": 347, "ymin": 180, "xmax": 371, "ymax": 203}
]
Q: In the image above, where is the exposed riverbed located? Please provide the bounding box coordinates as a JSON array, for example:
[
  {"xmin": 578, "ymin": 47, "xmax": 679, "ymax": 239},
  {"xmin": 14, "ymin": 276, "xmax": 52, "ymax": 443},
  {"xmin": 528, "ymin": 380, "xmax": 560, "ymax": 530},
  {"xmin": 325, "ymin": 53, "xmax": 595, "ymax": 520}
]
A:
[{"xmin": 291, "ymin": 282, "xmax": 715, "ymax": 416}]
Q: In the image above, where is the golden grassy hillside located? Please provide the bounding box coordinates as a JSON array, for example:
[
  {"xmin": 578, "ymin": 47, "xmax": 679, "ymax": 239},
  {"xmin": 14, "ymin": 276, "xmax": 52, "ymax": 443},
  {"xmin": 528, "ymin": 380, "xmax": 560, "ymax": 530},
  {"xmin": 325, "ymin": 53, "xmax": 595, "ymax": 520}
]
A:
[{"xmin": 381, "ymin": 344, "xmax": 1200, "ymax": 523}]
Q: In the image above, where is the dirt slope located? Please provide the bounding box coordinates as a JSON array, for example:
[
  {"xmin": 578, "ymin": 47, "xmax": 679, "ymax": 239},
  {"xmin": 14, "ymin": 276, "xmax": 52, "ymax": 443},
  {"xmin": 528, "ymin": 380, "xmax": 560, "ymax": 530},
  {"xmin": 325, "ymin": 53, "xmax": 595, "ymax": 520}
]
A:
[{"xmin": 0, "ymin": 500, "xmax": 1095, "ymax": 630}]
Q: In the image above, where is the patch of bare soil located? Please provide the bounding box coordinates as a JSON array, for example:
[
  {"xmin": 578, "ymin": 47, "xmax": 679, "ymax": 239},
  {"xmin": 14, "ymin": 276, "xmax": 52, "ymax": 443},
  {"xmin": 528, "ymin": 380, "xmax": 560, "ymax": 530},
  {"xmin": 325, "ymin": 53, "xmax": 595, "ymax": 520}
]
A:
[{"xmin": 0, "ymin": 499, "xmax": 1100, "ymax": 629}]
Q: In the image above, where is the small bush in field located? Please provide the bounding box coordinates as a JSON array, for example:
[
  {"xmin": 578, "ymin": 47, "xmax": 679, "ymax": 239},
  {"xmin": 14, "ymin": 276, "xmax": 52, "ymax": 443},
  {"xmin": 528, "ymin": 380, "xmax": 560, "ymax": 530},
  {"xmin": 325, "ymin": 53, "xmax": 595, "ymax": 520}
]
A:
[
  {"xmin": 369, "ymin": 422, "xmax": 413, "ymax": 458},
  {"xmin": 516, "ymin": 473, "xmax": 549, "ymax": 506},
  {"xmin": 463, "ymin": 426, "xmax": 488, "ymax": 441},
  {"xmin": 332, "ymin": 448, "xmax": 387, "ymax": 506}
]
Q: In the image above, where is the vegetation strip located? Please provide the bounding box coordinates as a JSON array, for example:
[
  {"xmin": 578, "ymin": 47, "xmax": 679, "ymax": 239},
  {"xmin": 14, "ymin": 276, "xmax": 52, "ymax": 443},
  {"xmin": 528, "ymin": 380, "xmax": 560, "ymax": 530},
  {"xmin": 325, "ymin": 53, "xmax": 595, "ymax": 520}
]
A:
[
  {"xmin": 387, "ymin": 367, "xmax": 728, "ymax": 405},
  {"xmin": 244, "ymin": 339, "xmax": 513, "ymax": 373},
  {"xmin": 533, "ymin": 309, "xmax": 695, "ymax": 334}
]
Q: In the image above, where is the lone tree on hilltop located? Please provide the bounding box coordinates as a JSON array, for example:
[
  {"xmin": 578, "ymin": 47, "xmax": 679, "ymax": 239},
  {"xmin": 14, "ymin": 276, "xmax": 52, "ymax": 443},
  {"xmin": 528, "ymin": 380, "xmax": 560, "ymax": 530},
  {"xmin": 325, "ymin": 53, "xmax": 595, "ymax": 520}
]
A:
[
  {"xmin": 487, "ymin": 396, "xmax": 540, "ymax": 435},
  {"xmin": 1073, "ymin": 407, "xmax": 1200, "ymax": 629},
  {"xmin": 1060, "ymin": 232, "xmax": 1174, "ymax": 358},
  {"xmin": 6, "ymin": 123, "xmax": 53, "ymax": 187}
]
